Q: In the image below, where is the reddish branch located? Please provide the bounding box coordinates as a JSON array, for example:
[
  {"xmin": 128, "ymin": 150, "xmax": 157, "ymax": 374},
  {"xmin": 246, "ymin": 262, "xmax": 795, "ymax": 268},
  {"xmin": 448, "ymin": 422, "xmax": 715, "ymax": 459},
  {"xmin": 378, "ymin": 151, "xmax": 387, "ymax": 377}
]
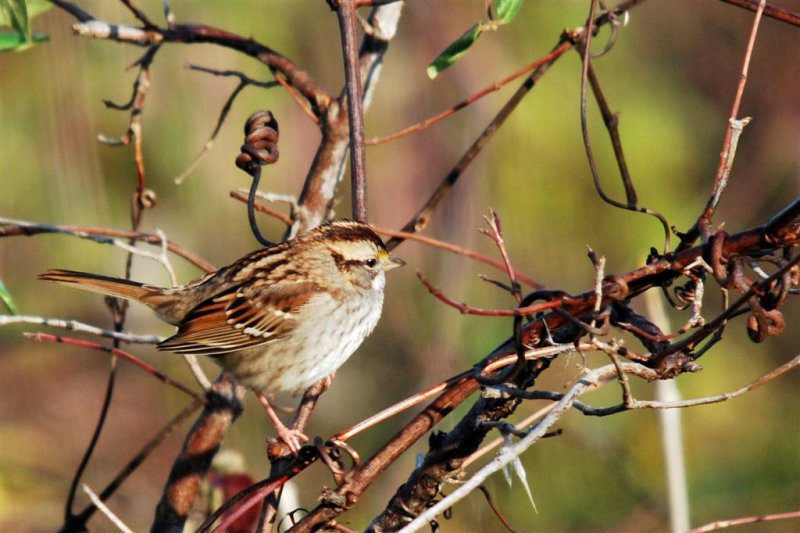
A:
[
  {"xmin": 372, "ymin": 225, "xmax": 543, "ymax": 288},
  {"xmin": 718, "ymin": 0, "xmax": 800, "ymax": 26},
  {"xmin": 25, "ymin": 333, "xmax": 204, "ymax": 402},
  {"xmin": 366, "ymin": 45, "xmax": 573, "ymax": 146}
]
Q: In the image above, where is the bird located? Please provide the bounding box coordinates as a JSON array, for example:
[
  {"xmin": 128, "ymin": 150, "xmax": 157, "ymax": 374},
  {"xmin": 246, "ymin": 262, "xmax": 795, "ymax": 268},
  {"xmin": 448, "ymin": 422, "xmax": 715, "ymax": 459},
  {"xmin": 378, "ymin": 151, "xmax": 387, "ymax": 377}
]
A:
[{"xmin": 40, "ymin": 219, "xmax": 404, "ymax": 452}]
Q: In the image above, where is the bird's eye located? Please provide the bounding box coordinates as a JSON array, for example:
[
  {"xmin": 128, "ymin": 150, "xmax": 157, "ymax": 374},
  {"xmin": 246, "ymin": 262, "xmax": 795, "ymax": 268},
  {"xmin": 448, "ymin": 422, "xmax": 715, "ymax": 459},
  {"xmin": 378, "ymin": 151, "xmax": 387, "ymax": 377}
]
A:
[{"xmin": 365, "ymin": 258, "xmax": 378, "ymax": 268}]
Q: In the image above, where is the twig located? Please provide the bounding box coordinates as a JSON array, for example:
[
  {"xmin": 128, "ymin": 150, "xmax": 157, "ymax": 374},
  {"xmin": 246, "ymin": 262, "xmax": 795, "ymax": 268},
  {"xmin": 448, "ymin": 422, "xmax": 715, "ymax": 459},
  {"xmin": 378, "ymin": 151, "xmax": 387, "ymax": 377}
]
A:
[
  {"xmin": 396, "ymin": 363, "xmax": 621, "ymax": 532},
  {"xmin": 0, "ymin": 315, "xmax": 161, "ymax": 344},
  {"xmin": 583, "ymin": 62, "xmax": 671, "ymax": 251},
  {"xmin": 398, "ymin": 351, "xmax": 799, "ymax": 532},
  {"xmin": 99, "ymin": 45, "xmax": 161, "ymax": 221},
  {"xmin": 154, "ymin": 229, "xmax": 178, "ymax": 286},
  {"xmin": 366, "ymin": 48, "xmax": 570, "ymax": 146},
  {"xmin": 681, "ymin": 0, "xmax": 766, "ymax": 247},
  {"xmin": 63, "ymin": 354, "xmax": 119, "ymax": 531},
  {"xmin": 481, "ymin": 210, "xmax": 522, "ymax": 303},
  {"xmin": 717, "ymin": 0, "xmax": 800, "ymax": 27},
  {"xmin": 53, "ymin": 0, "xmax": 333, "ymax": 114},
  {"xmin": 0, "ymin": 218, "xmax": 215, "ymax": 272},
  {"xmin": 66, "ymin": 399, "xmax": 205, "ymax": 529},
  {"xmin": 385, "ymin": 40, "xmax": 573, "ymax": 252},
  {"xmin": 234, "ymin": 111, "xmax": 281, "ymax": 246},
  {"xmin": 120, "ymin": 0, "xmax": 154, "ymax": 28},
  {"xmin": 690, "ymin": 510, "xmax": 800, "ymax": 532},
  {"xmin": 229, "ymin": 191, "xmax": 294, "ymax": 227},
  {"xmin": 417, "ymin": 271, "xmax": 564, "ymax": 317},
  {"xmin": 293, "ymin": 3, "xmax": 401, "ymax": 233},
  {"xmin": 82, "ymin": 484, "xmax": 134, "ymax": 533},
  {"xmin": 531, "ymin": 354, "xmax": 798, "ymax": 416},
  {"xmin": 333, "ymin": 348, "xmax": 578, "ymax": 477},
  {"xmin": 476, "ymin": 485, "xmax": 520, "ymax": 533},
  {"xmin": 24, "ymin": 332, "xmax": 204, "ymax": 402},
  {"xmin": 383, "ymin": 1, "xmax": 649, "ymax": 252},
  {"xmin": 622, "ymin": 354, "xmax": 799, "ymax": 410},
  {"xmin": 574, "ymin": 0, "xmax": 670, "ymax": 250},
  {"xmin": 372, "ymin": 225, "xmax": 543, "ymax": 288},
  {"xmin": 463, "ymin": 403, "xmax": 559, "ymax": 468},
  {"xmin": 334, "ymin": 371, "xmax": 469, "ymax": 443},
  {"xmin": 668, "ymin": 255, "xmax": 800, "ymax": 355}
]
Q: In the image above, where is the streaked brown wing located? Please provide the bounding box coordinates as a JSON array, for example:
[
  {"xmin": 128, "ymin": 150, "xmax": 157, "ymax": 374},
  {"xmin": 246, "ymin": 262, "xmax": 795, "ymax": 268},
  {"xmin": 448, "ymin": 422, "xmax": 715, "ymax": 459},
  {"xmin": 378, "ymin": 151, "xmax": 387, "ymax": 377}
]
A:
[{"xmin": 157, "ymin": 281, "xmax": 320, "ymax": 356}]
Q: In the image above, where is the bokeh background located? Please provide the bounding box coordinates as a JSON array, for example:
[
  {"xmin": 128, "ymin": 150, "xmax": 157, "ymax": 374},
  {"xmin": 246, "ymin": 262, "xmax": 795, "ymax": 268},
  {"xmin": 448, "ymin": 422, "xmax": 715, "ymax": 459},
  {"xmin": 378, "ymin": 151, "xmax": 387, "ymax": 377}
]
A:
[{"xmin": 1, "ymin": 1, "xmax": 798, "ymax": 531}]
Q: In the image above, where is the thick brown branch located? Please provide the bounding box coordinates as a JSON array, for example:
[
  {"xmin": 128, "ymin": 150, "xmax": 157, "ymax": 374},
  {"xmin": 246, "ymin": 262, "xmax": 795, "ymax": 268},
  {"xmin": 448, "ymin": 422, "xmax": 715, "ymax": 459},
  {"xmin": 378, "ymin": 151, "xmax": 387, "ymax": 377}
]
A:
[{"xmin": 152, "ymin": 375, "xmax": 245, "ymax": 531}]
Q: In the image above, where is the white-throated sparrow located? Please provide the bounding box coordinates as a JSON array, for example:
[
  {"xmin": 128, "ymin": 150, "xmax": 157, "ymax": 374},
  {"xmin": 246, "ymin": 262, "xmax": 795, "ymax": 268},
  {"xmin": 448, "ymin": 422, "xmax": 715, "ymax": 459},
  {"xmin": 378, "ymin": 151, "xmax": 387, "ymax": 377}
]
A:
[{"xmin": 40, "ymin": 219, "xmax": 404, "ymax": 450}]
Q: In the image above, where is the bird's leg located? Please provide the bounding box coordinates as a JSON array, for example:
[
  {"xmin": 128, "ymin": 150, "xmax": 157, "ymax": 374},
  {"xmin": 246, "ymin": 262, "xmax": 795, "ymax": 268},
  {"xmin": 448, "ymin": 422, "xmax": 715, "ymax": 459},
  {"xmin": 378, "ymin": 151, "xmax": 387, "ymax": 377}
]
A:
[{"xmin": 256, "ymin": 392, "xmax": 308, "ymax": 455}]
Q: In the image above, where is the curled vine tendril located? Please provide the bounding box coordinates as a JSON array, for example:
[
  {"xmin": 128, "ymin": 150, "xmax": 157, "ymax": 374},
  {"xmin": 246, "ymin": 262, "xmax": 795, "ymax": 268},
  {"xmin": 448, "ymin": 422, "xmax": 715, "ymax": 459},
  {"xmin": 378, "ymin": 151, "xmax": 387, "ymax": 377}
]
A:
[{"xmin": 235, "ymin": 110, "xmax": 280, "ymax": 247}]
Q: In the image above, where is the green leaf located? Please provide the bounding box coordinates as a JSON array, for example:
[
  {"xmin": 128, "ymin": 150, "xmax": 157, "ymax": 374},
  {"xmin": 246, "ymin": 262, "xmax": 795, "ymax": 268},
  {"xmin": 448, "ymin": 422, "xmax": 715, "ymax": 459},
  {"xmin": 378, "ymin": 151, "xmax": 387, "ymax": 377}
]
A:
[
  {"xmin": 427, "ymin": 23, "xmax": 483, "ymax": 80},
  {"xmin": 0, "ymin": 0, "xmax": 52, "ymax": 48},
  {"xmin": 0, "ymin": 280, "xmax": 18, "ymax": 315},
  {"xmin": 0, "ymin": 29, "xmax": 47, "ymax": 51},
  {"xmin": 495, "ymin": 0, "xmax": 523, "ymax": 25},
  {"xmin": 0, "ymin": 0, "xmax": 29, "ymax": 39}
]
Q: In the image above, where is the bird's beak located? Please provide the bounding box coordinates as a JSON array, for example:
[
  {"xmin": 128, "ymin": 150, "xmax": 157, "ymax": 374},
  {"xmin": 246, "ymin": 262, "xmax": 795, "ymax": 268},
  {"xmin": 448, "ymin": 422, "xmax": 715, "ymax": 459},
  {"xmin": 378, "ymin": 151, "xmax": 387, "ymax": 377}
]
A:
[{"xmin": 382, "ymin": 253, "xmax": 405, "ymax": 271}]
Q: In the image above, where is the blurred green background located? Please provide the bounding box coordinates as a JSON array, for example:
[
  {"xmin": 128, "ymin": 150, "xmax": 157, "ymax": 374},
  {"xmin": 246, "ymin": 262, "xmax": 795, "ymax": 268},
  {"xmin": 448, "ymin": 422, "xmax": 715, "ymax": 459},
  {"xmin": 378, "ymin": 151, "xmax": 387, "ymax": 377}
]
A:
[{"xmin": 1, "ymin": 1, "xmax": 798, "ymax": 531}]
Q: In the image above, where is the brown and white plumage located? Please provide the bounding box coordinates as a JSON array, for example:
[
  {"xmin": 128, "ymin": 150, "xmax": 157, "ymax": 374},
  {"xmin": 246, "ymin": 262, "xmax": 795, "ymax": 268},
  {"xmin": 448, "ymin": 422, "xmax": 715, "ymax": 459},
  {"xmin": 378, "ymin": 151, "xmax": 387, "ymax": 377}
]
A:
[{"xmin": 40, "ymin": 220, "xmax": 403, "ymax": 395}]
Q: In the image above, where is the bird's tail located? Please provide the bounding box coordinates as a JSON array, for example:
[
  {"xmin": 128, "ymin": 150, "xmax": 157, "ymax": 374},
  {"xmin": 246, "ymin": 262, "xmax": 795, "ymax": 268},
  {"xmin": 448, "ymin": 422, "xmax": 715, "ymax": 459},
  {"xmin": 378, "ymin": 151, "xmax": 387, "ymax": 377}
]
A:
[{"xmin": 39, "ymin": 269, "xmax": 181, "ymax": 323}]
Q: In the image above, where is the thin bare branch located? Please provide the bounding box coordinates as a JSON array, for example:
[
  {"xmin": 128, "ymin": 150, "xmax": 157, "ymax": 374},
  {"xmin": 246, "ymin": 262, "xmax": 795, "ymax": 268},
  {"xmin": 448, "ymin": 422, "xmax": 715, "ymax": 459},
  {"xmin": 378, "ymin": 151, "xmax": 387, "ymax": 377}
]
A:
[
  {"xmin": 385, "ymin": 40, "xmax": 572, "ymax": 251},
  {"xmin": 372, "ymin": 225, "xmax": 543, "ymax": 288},
  {"xmin": 366, "ymin": 47, "xmax": 570, "ymax": 146},
  {"xmin": 24, "ymin": 332, "xmax": 204, "ymax": 402},
  {"xmin": 120, "ymin": 0, "xmax": 155, "ymax": 28},
  {"xmin": 82, "ymin": 484, "xmax": 134, "ymax": 533},
  {"xmin": 230, "ymin": 191, "xmax": 294, "ymax": 227},
  {"xmin": 0, "ymin": 315, "xmax": 162, "ymax": 344},
  {"xmin": 417, "ymin": 271, "xmax": 564, "ymax": 317},
  {"xmin": 334, "ymin": 0, "xmax": 369, "ymax": 222},
  {"xmin": 690, "ymin": 510, "xmax": 800, "ymax": 532},
  {"xmin": 681, "ymin": 0, "xmax": 767, "ymax": 248},
  {"xmin": 717, "ymin": 0, "xmax": 800, "ymax": 27},
  {"xmin": 0, "ymin": 218, "xmax": 216, "ymax": 273},
  {"xmin": 67, "ymin": 399, "xmax": 205, "ymax": 529}
]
